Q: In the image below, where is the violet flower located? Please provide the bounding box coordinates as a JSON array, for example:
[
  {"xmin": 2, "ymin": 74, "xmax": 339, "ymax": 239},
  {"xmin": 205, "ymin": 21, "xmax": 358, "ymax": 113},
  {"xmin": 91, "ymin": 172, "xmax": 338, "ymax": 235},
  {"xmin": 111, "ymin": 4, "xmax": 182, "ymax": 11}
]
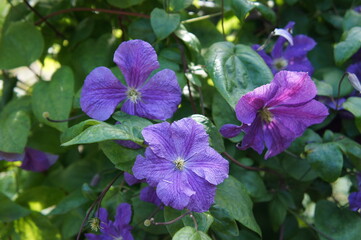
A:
[
  {"xmin": 347, "ymin": 49, "xmax": 361, "ymax": 88},
  {"xmin": 349, "ymin": 173, "xmax": 361, "ymax": 212},
  {"xmin": 86, "ymin": 203, "xmax": 133, "ymax": 240},
  {"xmin": 220, "ymin": 71, "xmax": 328, "ymax": 159},
  {"xmin": 253, "ymin": 21, "xmax": 316, "ymax": 75},
  {"xmin": 0, "ymin": 148, "xmax": 58, "ymax": 172},
  {"xmin": 80, "ymin": 39, "xmax": 182, "ymax": 121},
  {"xmin": 132, "ymin": 118, "xmax": 229, "ymax": 212}
]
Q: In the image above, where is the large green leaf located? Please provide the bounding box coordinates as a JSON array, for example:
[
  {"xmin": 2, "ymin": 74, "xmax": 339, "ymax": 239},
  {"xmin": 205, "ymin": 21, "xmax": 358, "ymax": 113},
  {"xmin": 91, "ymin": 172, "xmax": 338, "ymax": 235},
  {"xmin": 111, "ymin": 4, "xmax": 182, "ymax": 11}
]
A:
[
  {"xmin": 210, "ymin": 206, "xmax": 239, "ymax": 237},
  {"xmin": 0, "ymin": 21, "xmax": 44, "ymax": 69},
  {"xmin": 334, "ymin": 27, "xmax": 361, "ymax": 65},
  {"xmin": 0, "ymin": 110, "xmax": 31, "ymax": 153},
  {"xmin": 232, "ymin": 0, "xmax": 275, "ymax": 24},
  {"xmin": 151, "ymin": 8, "xmax": 180, "ymax": 40},
  {"xmin": 315, "ymin": 200, "xmax": 361, "ymax": 240},
  {"xmin": 173, "ymin": 227, "xmax": 212, "ymax": 240},
  {"xmin": 215, "ymin": 176, "xmax": 261, "ymax": 236},
  {"xmin": 305, "ymin": 142, "xmax": 343, "ymax": 182},
  {"xmin": 32, "ymin": 66, "xmax": 74, "ymax": 132},
  {"xmin": 205, "ymin": 42, "xmax": 272, "ymax": 107},
  {"xmin": 343, "ymin": 9, "xmax": 361, "ymax": 31},
  {"xmin": 0, "ymin": 193, "xmax": 30, "ymax": 222}
]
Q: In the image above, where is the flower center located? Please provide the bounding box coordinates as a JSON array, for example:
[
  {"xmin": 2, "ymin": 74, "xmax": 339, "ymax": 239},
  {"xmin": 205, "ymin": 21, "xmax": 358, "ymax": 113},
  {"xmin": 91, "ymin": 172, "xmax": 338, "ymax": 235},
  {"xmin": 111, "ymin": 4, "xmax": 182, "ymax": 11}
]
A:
[
  {"xmin": 126, "ymin": 88, "xmax": 141, "ymax": 103},
  {"xmin": 258, "ymin": 108, "xmax": 273, "ymax": 123},
  {"xmin": 272, "ymin": 58, "xmax": 288, "ymax": 71},
  {"xmin": 174, "ymin": 158, "xmax": 185, "ymax": 170}
]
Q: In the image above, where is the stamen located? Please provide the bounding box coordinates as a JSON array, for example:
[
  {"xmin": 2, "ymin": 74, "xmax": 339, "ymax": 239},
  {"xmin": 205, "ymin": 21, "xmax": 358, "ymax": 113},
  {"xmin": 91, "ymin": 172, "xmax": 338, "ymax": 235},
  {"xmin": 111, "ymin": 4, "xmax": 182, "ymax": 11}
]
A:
[
  {"xmin": 174, "ymin": 158, "xmax": 185, "ymax": 170},
  {"xmin": 272, "ymin": 58, "xmax": 288, "ymax": 71},
  {"xmin": 126, "ymin": 88, "xmax": 141, "ymax": 103},
  {"xmin": 258, "ymin": 108, "xmax": 273, "ymax": 123}
]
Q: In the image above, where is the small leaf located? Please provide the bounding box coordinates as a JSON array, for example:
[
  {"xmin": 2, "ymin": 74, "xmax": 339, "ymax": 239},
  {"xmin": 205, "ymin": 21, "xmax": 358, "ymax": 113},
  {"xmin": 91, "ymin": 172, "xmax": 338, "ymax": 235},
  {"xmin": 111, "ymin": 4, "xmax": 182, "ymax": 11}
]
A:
[
  {"xmin": 173, "ymin": 226, "xmax": 196, "ymax": 240},
  {"xmin": 175, "ymin": 24, "xmax": 201, "ymax": 62},
  {"xmin": 334, "ymin": 27, "xmax": 361, "ymax": 65},
  {"xmin": 182, "ymin": 212, "xmax": 214, "ymax": 233},
  {"xmin": 0, "ymin": 193, "xmax": 30, "ymax": 222},
  {"xmin": 190, "ymin": 231, "xmax": 212, "ymax": 240},
  {"xmin": 151, "ymin": 8, "xmax": 180, "ymax": 40},
  {"xmin": 169, "ymin": 0, "xmax": 193, "ymax": 11},
  {"xmin": 343, "ymin": 97, "xmax": 361, "ymax": 118},
  {"xmin": 210, "ymin": 206, "xmax": 239, "ymax": 236},
  {"xmin": 343, "ymin": 9, "xmax": 361, "ymax": 31}
]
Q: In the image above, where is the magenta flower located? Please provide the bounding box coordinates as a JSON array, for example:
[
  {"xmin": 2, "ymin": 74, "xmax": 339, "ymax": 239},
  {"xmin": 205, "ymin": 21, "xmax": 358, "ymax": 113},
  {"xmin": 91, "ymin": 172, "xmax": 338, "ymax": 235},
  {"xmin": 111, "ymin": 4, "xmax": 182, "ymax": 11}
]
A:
[
  {"xmin": 349, "ymin": 173, "xmax": 361, "ymax": 212},
  {"xmin": 85, "ymin": 203, "xmax": 133, "ymax": 240},
  {"xmin": 220, "ymin": 71, "xmax": 328, "ymax": 159},
  {"xmin": 0, "ymin": 148, "xmax": 58, "ymax": 172},
  {"xmin": 132, "ymin": 118, "xmax": 229, "ymax": 212},
  {"xmin": 80, "ymin": 39, "xmax": 182, "ymax": 121},
  {"xmin": 253, "ymin": 22, "xmax": 316, "ymax": 75}
]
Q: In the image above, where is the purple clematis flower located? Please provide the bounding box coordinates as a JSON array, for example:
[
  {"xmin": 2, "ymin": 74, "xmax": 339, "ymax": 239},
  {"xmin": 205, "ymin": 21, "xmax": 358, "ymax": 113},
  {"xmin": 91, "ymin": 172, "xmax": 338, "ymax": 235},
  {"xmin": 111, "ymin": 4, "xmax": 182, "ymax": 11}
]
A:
[
  {"xmin": 347, "ymin": 49, "xmax": 361, "ymax": 88},
  {"xmin": 0, "ymin": 148, "xmax": 58, "ymax": 172},
  {"xmin": 80, "ymin": 39, "xmax": 182, "ymax": 121},
  {"xmin": 132, "ymin": 118, "xmax": 229, "ymax": 212},
  {"xmin": 349, "ymin": 173, "xmax": 361, "ymax": 212},
  {"xmin": 220, "ymin": 71, "xmax": 328, "ymax": 159},
  {"xmin": 253, "ymin": 21, "xmax": 316, "ymax": 75},
  {"xmin": 85, "ymin": 203, "xmax": 133, "ymax": 240}
]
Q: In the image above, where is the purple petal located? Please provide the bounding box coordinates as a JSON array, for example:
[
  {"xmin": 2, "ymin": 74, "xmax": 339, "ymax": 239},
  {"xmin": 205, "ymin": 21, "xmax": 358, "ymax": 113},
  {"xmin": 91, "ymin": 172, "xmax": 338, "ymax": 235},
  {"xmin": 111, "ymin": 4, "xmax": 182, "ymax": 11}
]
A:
[
  {"xmin": 0, "ymin": 151, "xmax": 24, "ymax": 162},
  {"xmin": 115, "ymin": 140, "xmax": 142, "ymax": 149},
  {"xmin": 20, "ymin": 148, "xmax": 58, "ymax": 172},
  {"xmin": 140, "ymin": 186, "xmax": 163, "ymax": 207},
  {"xmin": 141, "ymin": 122, "xmax": 177, "ymax": 160},
  {"xmin": 122, "ymin": 69, "xmax": 181, "ymax": 120},
  {"xmin": 284, "ymin": 57, "xmax": 314, "ymax": 75},
  {"xmin": 97, "ymin": 208, "xmax": 109, "ymax": 227},
  {"xmin": 120, "ymin": 230, "xmax": 134, "ymax": 240},
  {"xmin": 266, "ymin": 71, "xmax": 317, "ymax": 107},
  {"xmin": 252, "ymin": 45, "xmax": 273, "ymax": 67},
  {"xmin": 186, "ymin": 172, "xmax": 217, "ymax": 212},
  {"xmin": 170, "ymin": 118, "xmax": 209, "ymax": 159},
  {"xmin": 124, "ymin": 172, "xmax": 142, "ymax": 186},
  {"xmin": 347, "ymin": 62, "xmax": 361, "ymax": 82},
  {"xmin": 113, "ymin": 40, "xmax": 159, "ymax": 88},
  {"xmin": 284, "ymin": 35, "xmax": 316, "ymax": 59},
  {"xmin": 219, "ymin": 124, "xmax": 243, "ymax": 138},
  {"xmin": 114, "ymin": 203, "xmax": 132, "ymax": 226},
  {"xmin": 186, "ymin": 147, "xmax": 228, "ymax": 185},
  {"xmin": 132, "ymin": 150, "xmax": 174, "ymax": 187},
  {"xmin": 235, "ymin": 83, "xmax": 277, "ymax": 124},
  {"xmin": 84, "ymin": 233, "xmax": 103, "ymax": 240},
  {"xmin": 156, "ymin": 170, "xmax": 195, "ymax": 210},
  {"xmin": 238, "ymin": 117, "xmax": 265, "ymax": 154},
  {"xmin": 349, "ymin": 191, "xmax": 361, "ymax": 212},
  {"xmin": 80, "ymin": 67, "xmax": 127, "ymax": 121}
]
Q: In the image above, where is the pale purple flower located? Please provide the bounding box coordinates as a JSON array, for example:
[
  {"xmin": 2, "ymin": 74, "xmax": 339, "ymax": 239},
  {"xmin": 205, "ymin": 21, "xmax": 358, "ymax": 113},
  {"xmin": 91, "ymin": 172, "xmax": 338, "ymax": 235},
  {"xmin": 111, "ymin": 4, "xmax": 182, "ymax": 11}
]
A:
[
  {"xmin": 132, "ymin": 118, "xmax": 229, "ymax": 212},
  {"xmin": 347, "ymin": 49, "xmax": 361, "ymax": 88},
  {"xmin": 253, "ymin": 21, "xmax": 316, "ymax": 75},
  {"xmin": 220, "ymin": 71, "xmax": 328, "ymax": 159},
  {"xmin": 80, "ymin": 39, "xmax": 182, "ymax": 121},
  {"xmin": 85, "ymin": 203, "xmax": 133, "ymax": 240},
  {"xmin": 349, "ymin": 173, "xmax": 361, "ymax": 212},
  {"xmin": 0, "ymin": 148, "xmax": 58, "ymax": 172}
]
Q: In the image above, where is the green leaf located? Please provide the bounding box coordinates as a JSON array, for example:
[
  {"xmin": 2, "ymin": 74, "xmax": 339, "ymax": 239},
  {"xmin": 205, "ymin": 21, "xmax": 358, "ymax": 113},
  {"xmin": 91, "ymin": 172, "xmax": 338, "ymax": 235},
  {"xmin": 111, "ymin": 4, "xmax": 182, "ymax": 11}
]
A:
[
  {"xmin": 174, "ymin": 24, "xmax": 201, "ymax": 62},
  {"xmin": 215, "ymin": 176, "xmax": 261, "ymax": 236},
  {"xmin": 0, "ymin": 110, "xmax": 31, "ymax": 153},
  {"xmin": 60, "ymin": 119, "xmax": 101, "ymax": 143},
  {"xmin": 315, "ymin": 68, "xmax": 353, "ymax": 97},
  {"xmin": 32, "ymin": 66, "xmax": 74, "ymax": 132},
  {"xmin": 164, "ymin": 207, "xmax": 185, "ymax": 236},
  {"xmin": 173, "ymin": 226, "xmax": 197, "ymax": 239},
  {"xmin": 210, "ymin": 206, "xmax": 239, "ymax": 236},
  {"xmin": 0, "ymin": 193, "xmax": 30, "ymax": 222},
  {"xmin": 343, "ymin": 10, "xmax": 361, "ymax": 31},
  {"xmin": 190, "ymin": 114, "xmax": 225, "ymax": 152},
  {"xmin": 315, "ymin": 200, "xmax": 361, "ymax": 240},
  {"xmin": 107, "ymin": 0, "xmax": 145, "ymax": 8},
  {"xmin": 0, "ymin": 21, "xmax": 44, "ymax": 69},
  {"xmin": 169, "ymin": 0, "xmax": 193, "ymax": 11},
  {"xmin": 151, "ymin": 8, "xmax": 180, "ymax": 40},
  {"xmin": 13, "ymin": 212, "xmax": 61, "ymax": 240},
  {"xmin": 190, "ymin": 231, "xmax": 212, "ymax": 240},
  {"xmin": 205, "ymin": 42, "xmax": 272, "ymax": 107},
  {"xmin": 314, "ymin": 79, "xmax": 333, "ymax": 96},
  {"xmin": 334, "ymin": 27, "xmax": 361, "ymax": 65},
  {"xmin": 49, "ymin": 190, "xmax": 88, "ymax": 215},
  {"xmin": 268, "ymin": 195, "xmax": 287, "ymax": 231},
  {"xmin": 182, "ymin": 212, "xmax": 214, "ymax": 233},
  {"xmin": 128, "ymin": 18, "xmax": 156, "ymax": 43},
  {"xmin": 336, "ymin": 135, "xmax": 361, "ymax": 171},
  {"xmin": 231, "ymin": 0, "xmax": 254, "ymax": 23},
  {"xmin": 99, "ymin": 141, "xmax": 142, "ymax": 172},
  {"xmin": 343, "ymin": 97, "xmax": 361, "ymax": 118},
  {"xmin": 305, "ymin": 142, "xmax": 343, "ymax": 182}
]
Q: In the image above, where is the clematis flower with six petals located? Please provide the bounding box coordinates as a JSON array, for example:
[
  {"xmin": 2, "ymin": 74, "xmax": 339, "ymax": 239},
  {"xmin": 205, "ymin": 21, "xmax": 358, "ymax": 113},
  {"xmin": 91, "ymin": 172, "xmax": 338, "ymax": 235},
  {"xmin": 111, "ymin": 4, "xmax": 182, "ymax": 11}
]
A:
[
  {"xmin": 220, "ymin": 71, "xmax": 329, "ymax": 159},
  {"xmin": 132, "ymin": 118, "xmax": 229, "ymax": 212},
  {"xmin": 253, "ymin": 21, "xmax": 316, "ymax": 75},
  {"xmin": 80, "ymin": 39, "xmax": 182, "ymax": 121},
  {"xmin": 85, "ymin": 203, "xmax": 134, "ymax": 240}
]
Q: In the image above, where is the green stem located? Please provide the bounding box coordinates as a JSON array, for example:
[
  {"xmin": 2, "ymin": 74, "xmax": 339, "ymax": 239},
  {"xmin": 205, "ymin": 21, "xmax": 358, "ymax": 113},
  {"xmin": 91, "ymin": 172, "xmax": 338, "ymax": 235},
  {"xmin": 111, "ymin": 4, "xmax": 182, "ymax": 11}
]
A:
[
  {"xmin": 335, "ymin": 72, "xmax": 348, "ymax": 111},
  {"xmin": 181, "ymin": 12, "xmax": 222, "ymax": 24}
]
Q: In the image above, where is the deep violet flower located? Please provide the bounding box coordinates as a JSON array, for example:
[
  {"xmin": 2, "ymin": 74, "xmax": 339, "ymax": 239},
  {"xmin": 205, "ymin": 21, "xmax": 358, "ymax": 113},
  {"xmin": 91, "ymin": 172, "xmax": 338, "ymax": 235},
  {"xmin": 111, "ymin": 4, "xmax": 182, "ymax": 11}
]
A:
[
  {"xmin": 349, "ymin": 173, "xmax": 361, "ymax": 212},
  {"xmin": 0, "ymin": 148, "xmax": 58, "ymax": 172},
  {"xmin": 347, "ymin": 49, "xmax": 361, "ymax": 88},
  {"xmin": 220, "ymin": 71, "xmax": 328, "ymax": 159},
  {"xmin": 253, "ymin": 21, "xmax": 316, "ymax": 75},
  {"xmin": 80, "ymin": 39, "xmax": 182, "ymax": 121},
  {"xmin": 132, "ymin": 118, "xmax": 229, "ymax": 212},
  {"xmin": 85, "ymin": 203, "xmax": 133, "ymax": 240}
]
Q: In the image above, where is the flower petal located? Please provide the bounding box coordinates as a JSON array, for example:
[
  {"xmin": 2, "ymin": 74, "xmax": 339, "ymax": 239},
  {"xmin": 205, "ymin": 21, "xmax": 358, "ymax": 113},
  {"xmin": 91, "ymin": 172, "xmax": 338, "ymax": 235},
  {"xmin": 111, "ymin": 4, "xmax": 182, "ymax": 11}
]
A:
[
  {"xmin": 156, "ymin": 170, "xmax": 195, "ymax": 210},
  {"xmin": 122, "ymin": 69, "xmax": 181, "ymax": 120},
  {"xmin": 141, "ymin": 122, "xmax": 177, "ymax": 160},
  {"xmin": 124, "ymin": 172, "xmax": 142, "ymax": 186},
  {"xmin": 97, "ymin": 208, "xmax": 109, "ymax": 226},
  {"xmin": 219, "ymin": 124, "xmax": 243, "ymax": 138},
  {"xmin": 238, "ymin": 117, "xmax": 265, "ymax": 154},
  {"xmin": 235, "ymin": 83, "xmax": 277, "ymax": 124},
  {"xmin": 283, "ymin": 35, "xmax": 316, "ymax": 59},
  {"xmin": 349, "ymin": 191, "xmax": 361, "ymax": 212},
  {"xmin": 113, "ymin": 40, "xmax": 159, "ymax": 88},
  {"xmin": 80, "ymin": 67, "xmax": 127, "ymax": 121},
  {"xmin": 20, "ymin": 148, "xmax": 58, "ymax": 172},
  {"xmin": 114, "ymin": 203, "xmax": 132, "ymax": 226},
  {"xmin": 187, "ymin": 172, "xmax": 217, "ymax": 212},
  {"xmin": 0, "ymin": 151, "xmax": 24, "ymax": 162},
  {"xmin": 271, "ymin": 21, "xmax": 295, "ymax": 59},
  {"xmin": 252, "ymin": 45, "xmax": 273, "ymax": 67},
  {"xmin": 140, "ymin": 186, "xmax": 163, "ymax": 207},
  {"xmin": 132, "ymin": 149, "xmax": 174, "ymax": 187},
  {"xmin": 84, "ymin": 233, "xmax": 102, "ymax": 240},
  {"xmin": 170, "ymin": 118, "xmax": 209, "ymax": 159},
  {"xmin": 266, "ymin": 71, "xmax": 317, "ymax": 107},
  {"xmin": 186, "ymin": 147, "xmax": 229, "ymax": 185},
  {"xmin": 285, "ymin": 57, "xmax": 314, "ymax": 75}
]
